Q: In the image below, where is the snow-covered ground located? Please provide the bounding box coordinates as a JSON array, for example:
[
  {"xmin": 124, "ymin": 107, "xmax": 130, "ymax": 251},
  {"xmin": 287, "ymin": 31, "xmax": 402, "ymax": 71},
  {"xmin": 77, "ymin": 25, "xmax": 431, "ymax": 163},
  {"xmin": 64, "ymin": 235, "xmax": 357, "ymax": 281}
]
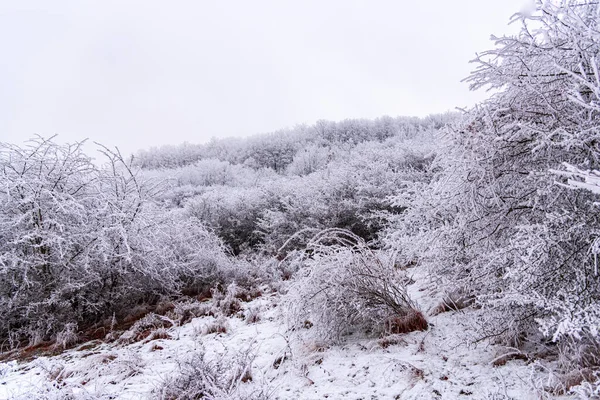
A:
[{"xmin": 0, "ymin": 271, "xmax": 573, "ymax": 400}]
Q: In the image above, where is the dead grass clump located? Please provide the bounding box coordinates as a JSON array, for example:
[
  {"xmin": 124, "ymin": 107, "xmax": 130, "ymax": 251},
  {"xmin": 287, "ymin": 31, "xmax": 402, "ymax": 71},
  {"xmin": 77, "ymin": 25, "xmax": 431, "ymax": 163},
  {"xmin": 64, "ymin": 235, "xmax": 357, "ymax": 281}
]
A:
[
  {"xmin": 546, "ymin": 368, "xmax": 598, "ymax": 395},
  {"xmin": 538, "ymin": 333, "xmax": 600, "ymax": 395},
  {"xmin": 305, "ymin": 341, "xmax": 328, "ymax": 353},
  {"xmin": 559, "ymin": 333, "xmax": 600, "ymax": 370},
  {"xmin": 203, "ymin": 317, "xmax": 229, "ymax": 335},
  {"xmin": 181, "ymin": 284, "xmax": 213, "ymax": 300},
  {"xmin": 272, "ymin": 354, "xmax": 288, "ymax": 369},
  {"xmin": 39, "ymin": 361, "xmax": 72, "ymax": 383},
  {"xmin": 53, "ymin": 323, "xmax": 80, "ymax": 350},
  {"xmin": 240, "ymin": 368, "xmax": 253, "ymax": 383},
  {"xmin": 146, "ymin": 328, "xmax": 173, "ymax": 342},
  {"xmin": 75, "ymin": 340, "xmax": 102, "ymax": 352},
  {"xmin": 155, "ymin": 347, "xmax": 267, "ymax": 400},
  {"xmin": 491, "ymin": 350, "xmax": 530, "ymax": 367},
  {"xmin": 119, "ymin": 313, "xmax": 174, "ymax": 344},
  {"xmin": 377, "ymin": 335, "xmax": 407, "ymax": 349},
  {"xmin": 155, "ymin": 300, "xmax": 176, "ymax": 316},
  {"xmin": 245, "ymin": 307, "xmax": 261, "ymax": 324},
  {"xmin": 7, "ymin": 341, "xmax": 60, "ymax": 363},
  {"xmin": 235, "ymin": 287, "xmax": 263, "ymax": 302},
  {"xmin": 122, "ymin": 304, "xmax": 154, "ymax": 326},
  {"xmin": 98, "ymin": 353, "xmax": 118, "ymax": 364},
  {"xmin": 213, "ymin": 283, "xmax": 244, "ymax": 317},
  {"xmin": 430, "ymin": 288, "xmax": 475, "ymax": 316},
  {"xmin": 386, "ymin": 311, "xmax": 428, "ymax": 334},
  {"xmin": 169, "ymin": 301, "xmax": 216, "ymax": 325},
  {"xmin": 82, "ymin": 325, "xmax": 109, "ymax": 342}
]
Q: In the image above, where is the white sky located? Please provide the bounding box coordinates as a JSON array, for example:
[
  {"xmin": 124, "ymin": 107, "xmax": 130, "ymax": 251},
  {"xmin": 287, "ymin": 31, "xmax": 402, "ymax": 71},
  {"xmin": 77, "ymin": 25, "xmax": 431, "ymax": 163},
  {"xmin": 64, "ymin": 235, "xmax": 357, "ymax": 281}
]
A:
[{"xmin": 1, "ymin": 0, "xmax": 531, "ymax": 156}]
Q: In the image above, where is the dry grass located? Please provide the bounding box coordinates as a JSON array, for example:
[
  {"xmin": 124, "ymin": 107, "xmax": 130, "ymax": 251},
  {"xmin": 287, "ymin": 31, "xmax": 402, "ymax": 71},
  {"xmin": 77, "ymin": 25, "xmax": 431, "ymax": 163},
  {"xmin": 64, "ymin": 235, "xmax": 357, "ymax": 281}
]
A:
[
  {"xmin": 559, "ymin": 333, "xmax": 600, "ymax": 370},
  {"xmin": 430, "ymin": 288, "xmax": 475, "ymax": 316},
  {"xmin": 146, "ymin": 328, "xmax": 173, "ymax": 342},
  {"xmin": 491, "ymin": 351, "xmax": 530, "ymax": 367},
  {"xmin": 245, "ymin": 307, "xmax": 261, "ymax": 324},
  {"xmin": 154, "ymin": 347, "xmax": 268, "ymax": 400},
  {"xmin": 546, "ymin": 368, "xmax": 598, "ymax": 395},
  {"xmin": 203, "ymin": 317, "xmax": 229, "ymax": 335},
  {"xmin": 377, "ymin": 335, "xmax": 408, "ymax": 349},
  {"xmin": 386, "ymin": 310, "xmax": 428, "ymax": 334},
  {"xmin": 169, "ymin": 301, "xmax": 216, "ymax": 325},
  {"xmin": 118, "ymin": 313, "xmax": 175, "ymax": 344}
]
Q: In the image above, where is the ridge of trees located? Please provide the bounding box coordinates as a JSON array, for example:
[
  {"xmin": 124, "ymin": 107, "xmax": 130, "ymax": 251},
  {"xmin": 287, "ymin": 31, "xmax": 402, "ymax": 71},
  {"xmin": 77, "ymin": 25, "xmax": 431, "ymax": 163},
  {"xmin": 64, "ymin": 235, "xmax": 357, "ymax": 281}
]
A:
[{"xmin": 132, "ymin": 114, "xmax": 452, "ymax": 171}]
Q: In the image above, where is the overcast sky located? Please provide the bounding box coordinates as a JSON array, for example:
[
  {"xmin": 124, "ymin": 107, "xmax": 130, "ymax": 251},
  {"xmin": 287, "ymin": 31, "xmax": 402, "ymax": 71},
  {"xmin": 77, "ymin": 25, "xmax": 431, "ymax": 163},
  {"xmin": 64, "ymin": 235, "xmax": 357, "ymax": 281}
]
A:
[{"xmin": 1, "ymin": 1, "xmax": 531, "ymax": 156}]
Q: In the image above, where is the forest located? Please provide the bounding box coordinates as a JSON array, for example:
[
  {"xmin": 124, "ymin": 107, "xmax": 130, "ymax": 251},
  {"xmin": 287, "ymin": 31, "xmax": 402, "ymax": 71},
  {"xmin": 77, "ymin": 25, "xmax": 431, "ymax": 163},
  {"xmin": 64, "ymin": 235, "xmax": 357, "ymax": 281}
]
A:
[{"xmin": 2, "ymin": 1, "xmax": 600, "ymax": 399}]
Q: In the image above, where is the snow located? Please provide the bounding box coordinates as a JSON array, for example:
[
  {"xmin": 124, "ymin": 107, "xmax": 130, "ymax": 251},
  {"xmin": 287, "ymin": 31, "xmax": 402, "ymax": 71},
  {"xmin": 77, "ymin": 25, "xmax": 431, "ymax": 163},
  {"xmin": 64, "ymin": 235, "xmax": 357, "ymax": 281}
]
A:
[{"xmin": 0, "ymin": 271, "xmax": 573, "ymax": 399}]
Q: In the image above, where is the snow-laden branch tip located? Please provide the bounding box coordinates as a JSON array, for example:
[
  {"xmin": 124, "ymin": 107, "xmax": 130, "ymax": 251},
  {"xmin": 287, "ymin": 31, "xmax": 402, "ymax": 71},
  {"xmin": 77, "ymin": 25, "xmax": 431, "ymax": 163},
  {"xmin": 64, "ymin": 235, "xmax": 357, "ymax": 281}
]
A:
[{"xmin": 551, "ymin": 163, "xmax": 600, "ymax": 196}]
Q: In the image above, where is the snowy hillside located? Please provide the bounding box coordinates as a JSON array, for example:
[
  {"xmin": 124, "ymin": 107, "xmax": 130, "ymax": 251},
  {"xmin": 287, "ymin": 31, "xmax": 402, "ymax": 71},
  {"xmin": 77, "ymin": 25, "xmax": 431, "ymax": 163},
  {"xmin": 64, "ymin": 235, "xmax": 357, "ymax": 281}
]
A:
[
  {"xmin": 0, "ymin": 268, "xmax": 570, "ymax": 400},
  {"xmin": 2, "ymin": 1, "xmax": 600, "ymax": 399}
]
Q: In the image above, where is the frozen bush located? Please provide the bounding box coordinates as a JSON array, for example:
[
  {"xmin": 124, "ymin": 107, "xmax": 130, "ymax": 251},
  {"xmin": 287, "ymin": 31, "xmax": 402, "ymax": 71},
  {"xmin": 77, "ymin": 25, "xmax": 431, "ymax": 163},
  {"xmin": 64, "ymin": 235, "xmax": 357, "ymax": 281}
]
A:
[
  {"xmin": 0, "ymin": 137, "xmax": 234, "ymax": 348},
  {"xmin": 185, "ymin": 186, "xmax": 268, "ymax": 255},
  {"xmin": 287, "ymin": 229, "xmax": 426, "ymax": 343},
  {"xmin": 285, "ymin": 144, "xmax": 332, "ymax": 176},
  {"xmin": 258, "ymin": 139, "xmax": 435, "ymax": 255}
]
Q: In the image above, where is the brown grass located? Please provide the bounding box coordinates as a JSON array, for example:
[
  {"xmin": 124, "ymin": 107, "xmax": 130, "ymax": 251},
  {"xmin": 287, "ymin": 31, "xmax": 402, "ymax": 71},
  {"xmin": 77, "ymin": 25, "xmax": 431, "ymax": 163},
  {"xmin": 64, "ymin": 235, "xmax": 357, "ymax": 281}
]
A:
[
  {"xmin": 430, "ymin": 289, "xmax": 475, "ymax": 316},
  {"xmin": 240, "ymin": 368, "xmax": 253, "ymax": 383},
  {"xmin": 204, "ymin": 318, "xmax": 229, "ymax": 335},
  {"xmin": 547, "ymin": 368, "xmax": 597, "ymax": 395},
  {"xmin": 0, "ymin": 341, "xmax": 61, "ymax": 363},
  {"xmin": 386, "ymin": 310, "xmax": 428, "ymax": 334},
  {"xmin": 491, "ymin": 351, "xmax": 530, "ymax": 367},
  {"xmin": 150, "ymin": 344, "xmax": 164, "ymax": 351},
  {"xmin": 146, "ymin": 328, "xmax": 172, "ymax": 342},
  {"xmin": 234, "ymin": 287, "xmax": 263, "ymax": 302},
  {"xmin": 377, "ymin": 335, "xmax": 407, "ymax": 349},
  {"xmin": 122, "ymin": 305, "xmax": 153, "ymax": 325},
  {"xmin": 155, "ymin": 301, "xmax": 176, "ymax": 316}
]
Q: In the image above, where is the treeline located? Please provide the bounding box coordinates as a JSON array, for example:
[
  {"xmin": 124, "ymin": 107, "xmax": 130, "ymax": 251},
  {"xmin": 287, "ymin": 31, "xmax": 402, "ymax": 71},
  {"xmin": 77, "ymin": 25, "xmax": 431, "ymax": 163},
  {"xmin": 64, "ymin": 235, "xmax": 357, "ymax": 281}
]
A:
[
  {"xmin": 136, "ymin": 116, "xmax": 447, "ymax": 255},
  {"xmin": 132, "ymin": 115, "xmax": 450, "ymax": 171}
]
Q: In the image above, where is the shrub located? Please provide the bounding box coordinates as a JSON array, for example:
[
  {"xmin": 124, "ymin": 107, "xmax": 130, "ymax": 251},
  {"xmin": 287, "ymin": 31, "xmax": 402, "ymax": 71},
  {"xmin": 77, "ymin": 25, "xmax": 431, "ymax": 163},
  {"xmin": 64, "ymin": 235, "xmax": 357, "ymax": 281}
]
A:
[
  {"xmin": 0, "ymin": 137, "xmax": 234, "ymax": 348},
  {"xmin": 287, "ymin": 229, "xmax": 425, "ymax": 343},
  {"xmin": 185, "ymin": 186, "xmax": 268, "ymax": 255},
  {"xmin": 258, "ymin": 139, "xmax": 435, "ymax": 255}
]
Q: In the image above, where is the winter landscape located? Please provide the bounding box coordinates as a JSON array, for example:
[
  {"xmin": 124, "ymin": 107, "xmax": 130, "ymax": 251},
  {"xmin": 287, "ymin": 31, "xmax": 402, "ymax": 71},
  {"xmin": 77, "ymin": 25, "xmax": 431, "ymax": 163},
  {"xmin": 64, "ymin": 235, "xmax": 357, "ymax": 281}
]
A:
[{"xmin": 2, "ymin": 1, "xmax": 600, "ymax": 399}]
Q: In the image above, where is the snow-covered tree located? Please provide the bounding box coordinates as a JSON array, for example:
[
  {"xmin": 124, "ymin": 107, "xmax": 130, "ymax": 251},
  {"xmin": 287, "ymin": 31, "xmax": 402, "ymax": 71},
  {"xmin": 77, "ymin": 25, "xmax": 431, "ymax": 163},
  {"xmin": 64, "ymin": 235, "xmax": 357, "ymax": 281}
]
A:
[
  {"xmin": 0, "ymin": 137, "xmax": 232, "ymax": 347},
  {"xmin": 387, "ymin": 0, "xmax": 600, "ymax": 353}
]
